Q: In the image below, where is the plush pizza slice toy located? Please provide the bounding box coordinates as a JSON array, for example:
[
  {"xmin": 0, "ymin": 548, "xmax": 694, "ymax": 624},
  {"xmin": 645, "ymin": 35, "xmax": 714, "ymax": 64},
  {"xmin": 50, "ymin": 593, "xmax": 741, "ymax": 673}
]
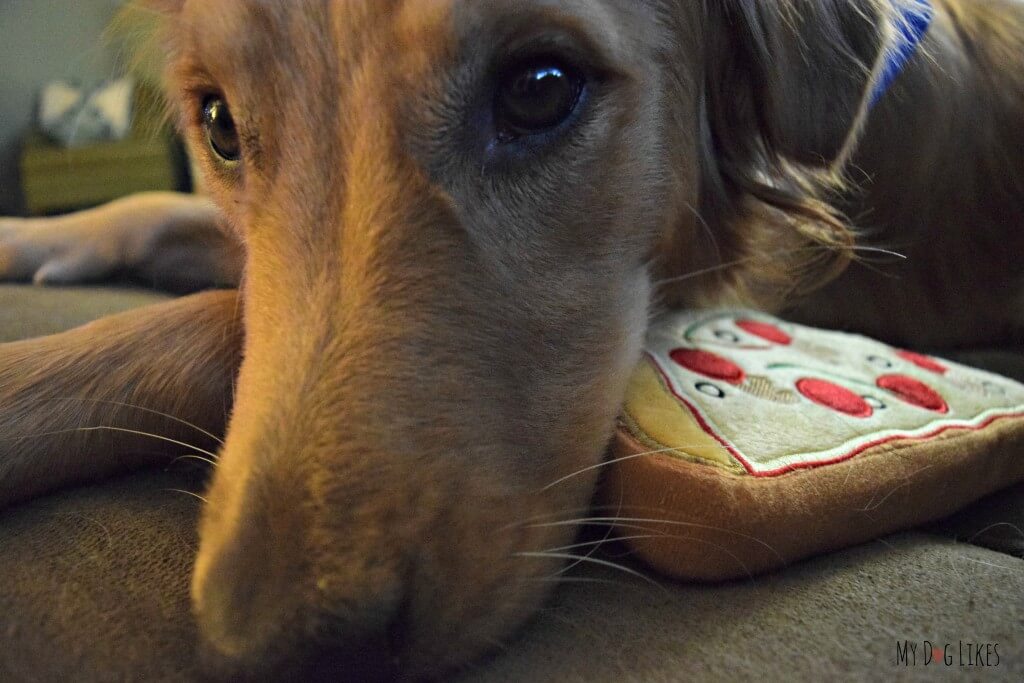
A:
[{"xmin": 603, "ymin": 310, "xmax": 1024, "ymax": 581}]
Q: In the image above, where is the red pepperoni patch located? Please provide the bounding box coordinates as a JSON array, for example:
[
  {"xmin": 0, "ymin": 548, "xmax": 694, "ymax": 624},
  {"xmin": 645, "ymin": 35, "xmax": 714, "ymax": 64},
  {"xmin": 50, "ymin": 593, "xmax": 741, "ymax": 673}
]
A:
[
  {"xmin": 877, "ymin": 374, "xmax": 949, "ymax": 413},
  {"xmin": 796, "ymin": 378, "xmax": 873, "ymax": 418},
  {"xmin": 736, "ymin": 320, "xmax": 793, "ymax": 346},
  {"xmin": 670, "ymin": 348, "xmax": 746, "ymax": 385},
  {"xmin": 896, "ymin": 350, "xmax": 948, "ymax": 375}
]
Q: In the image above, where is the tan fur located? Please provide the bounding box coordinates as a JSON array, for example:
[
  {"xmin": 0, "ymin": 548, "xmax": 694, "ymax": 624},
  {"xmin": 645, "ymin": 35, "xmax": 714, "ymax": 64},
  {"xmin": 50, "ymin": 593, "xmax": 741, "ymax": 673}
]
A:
[
  {"xmin": 0, "ymin": 290, "xmax": 241, "ymax": 508},
  {"xmin": 0, "ymin": 0, "xmax": 1021, "ymax": 679}
]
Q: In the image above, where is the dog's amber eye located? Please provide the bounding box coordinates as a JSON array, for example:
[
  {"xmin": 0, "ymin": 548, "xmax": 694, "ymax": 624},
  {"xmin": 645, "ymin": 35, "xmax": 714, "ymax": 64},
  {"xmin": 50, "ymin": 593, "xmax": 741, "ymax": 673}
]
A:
[
  {"xmin": 202, "ymin": 97, "xmax": 241, "ymax": 162},
  {"xmin": 495, "ymin": 60, "xmax": 584, "ymax": 139}
]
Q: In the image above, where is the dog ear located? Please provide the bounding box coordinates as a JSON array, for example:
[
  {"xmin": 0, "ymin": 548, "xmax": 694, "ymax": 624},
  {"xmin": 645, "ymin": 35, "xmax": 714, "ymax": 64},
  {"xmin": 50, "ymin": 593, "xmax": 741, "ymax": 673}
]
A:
[
  {"xmin": 706, "ymin": 0, "xmax": 890, "ymax": 165},
  {"xmin": 695, "ymin": 0, "xmax": 893, "ymax": 308}
]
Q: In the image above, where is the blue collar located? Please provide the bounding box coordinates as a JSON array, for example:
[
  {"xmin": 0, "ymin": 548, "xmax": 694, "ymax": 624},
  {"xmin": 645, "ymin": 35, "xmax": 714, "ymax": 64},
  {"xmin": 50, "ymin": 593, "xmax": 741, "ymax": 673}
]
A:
[{"xmin": 869, "ymin": 0, "xmax": 935, "ymax": 106}]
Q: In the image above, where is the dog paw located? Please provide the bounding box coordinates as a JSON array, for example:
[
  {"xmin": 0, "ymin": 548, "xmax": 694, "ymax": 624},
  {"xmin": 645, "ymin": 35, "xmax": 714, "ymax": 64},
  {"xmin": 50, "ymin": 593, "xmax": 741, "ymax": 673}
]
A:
[
  {"xmin": 0, "ymin": 217, "xmax": 25, "ymax": 241},
  {"xmin": 0, "ymin": 218, "xmax": 116, "ymax": 286},
  {"xmin": 0, "ymin": 219, "xmax": 39, "ymax": 282}
]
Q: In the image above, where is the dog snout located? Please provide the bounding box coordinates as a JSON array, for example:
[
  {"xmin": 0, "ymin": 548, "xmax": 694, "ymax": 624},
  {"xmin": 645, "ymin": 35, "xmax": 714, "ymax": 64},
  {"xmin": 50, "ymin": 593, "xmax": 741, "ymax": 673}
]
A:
[
  {"xmin": 196, "ymin": 571, "xmax": 407, "ymax": 682},
  {"xmin": 193, "ymin": 494, "xmax": 409, "ymax": 681}
]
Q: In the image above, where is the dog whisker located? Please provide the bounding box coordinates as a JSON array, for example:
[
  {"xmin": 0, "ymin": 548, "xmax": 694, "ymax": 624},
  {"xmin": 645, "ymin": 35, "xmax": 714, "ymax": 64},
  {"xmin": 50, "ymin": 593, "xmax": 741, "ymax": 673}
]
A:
[
  {"xmin": 164, "ymin": 488, "xmax": 210, "ymax": 505},
  {"xmin": 500, "ymin": 496, "xmax": 722, "ymax": 534},
  {"xmin": 529, "ymin": 516, "xmax": 785, "ymax": 565},
  {"xmin": 543, "ymin": 534, "xmax": 673, "ymax": 555},
  {"xmin": 540, "ymin": 445, "xmax": 705, "ymax": 492},
  {"xmin": 497, "ymin": 505, "xmax": 602, "ymax": 534},
  {"xmin": 556, "ymin": 520, "xmax": 758, "ymax": 579},
  {"xmin": 22, "ymin": 396, "xmax": 224, "ymax": 445},
  {"xmin": 683, "ymin": 200, "xmax": 722, "ymax": 265},
  {"xmin": 968, "ymin": 522, "xmax": 1024, "ymax": 543},
  {"xmin": 515, "ymin": 551, "xmax": 665, "ymax": 592},
  {"xmin": 651, "ymin": 244, "xmax": 907, "ymax": 288},
  {"xmin": 957, "ymin": 556, "xmax": 1018, "ymax": 572},
  {"xmin": 558, "ymin": 508, "xmax": 619, "ymax": 575},
  {"xmin": 2, "ymin": 425, "xmax": 220, "ymax": 460},
  {"xmin": 859, "ymin": 463, "xmax": 935, "ymax": 512},
  {"xmin": 170, "ymin": 453, "xmax": 220, "ymax": 469}
]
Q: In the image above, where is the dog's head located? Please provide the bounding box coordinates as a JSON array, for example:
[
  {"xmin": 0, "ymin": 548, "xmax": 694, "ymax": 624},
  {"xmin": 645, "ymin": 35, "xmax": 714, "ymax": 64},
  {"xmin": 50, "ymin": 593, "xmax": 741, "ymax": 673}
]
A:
[{"xmin": 131, "ymin": 0, "xmax": 895, "ymax": 678}]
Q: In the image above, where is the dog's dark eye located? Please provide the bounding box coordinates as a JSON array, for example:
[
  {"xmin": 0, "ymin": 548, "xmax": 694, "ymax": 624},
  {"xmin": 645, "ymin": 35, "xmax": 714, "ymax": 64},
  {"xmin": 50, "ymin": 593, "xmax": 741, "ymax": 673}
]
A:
[
  {"xmin": 202, "ymin": 97, "xmax": 241, "ymax": 162},
  {"xmin": 495, "ymin": 60, "xmax": 584, "ymax": 140}
]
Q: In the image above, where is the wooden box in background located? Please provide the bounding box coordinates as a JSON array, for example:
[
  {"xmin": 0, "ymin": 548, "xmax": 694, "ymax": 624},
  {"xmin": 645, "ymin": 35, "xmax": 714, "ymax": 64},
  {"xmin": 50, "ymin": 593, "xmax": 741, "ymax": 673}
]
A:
[{"xmin": 19, "ymin": 86, "xmax": 188, "ymax": 216}]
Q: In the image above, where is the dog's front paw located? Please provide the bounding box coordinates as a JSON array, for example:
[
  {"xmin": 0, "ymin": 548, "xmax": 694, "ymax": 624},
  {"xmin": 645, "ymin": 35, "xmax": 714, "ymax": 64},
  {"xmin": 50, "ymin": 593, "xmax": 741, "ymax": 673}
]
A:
[{"xmin": 0, "ymin": 217, "xmax": 118, "ymax": 286}]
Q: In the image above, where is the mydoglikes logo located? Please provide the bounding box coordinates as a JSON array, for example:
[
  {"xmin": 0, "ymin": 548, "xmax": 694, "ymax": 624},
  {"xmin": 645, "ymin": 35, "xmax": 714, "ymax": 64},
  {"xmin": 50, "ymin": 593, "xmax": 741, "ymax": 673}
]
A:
[{"xmin": 896, "ymin": 640, "xmax": 1001, "ymax": 668}]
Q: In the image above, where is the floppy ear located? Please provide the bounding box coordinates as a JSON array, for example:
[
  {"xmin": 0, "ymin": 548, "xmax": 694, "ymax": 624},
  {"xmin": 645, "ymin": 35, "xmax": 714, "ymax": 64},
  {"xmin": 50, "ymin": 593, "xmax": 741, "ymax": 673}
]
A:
[
  {"xmin": 695, "ymin": 0, "xmax": 893, "ymax": 308},
  {"xmin": 706, "ymin": 0, "xmax": 890, "ymax": 166}
]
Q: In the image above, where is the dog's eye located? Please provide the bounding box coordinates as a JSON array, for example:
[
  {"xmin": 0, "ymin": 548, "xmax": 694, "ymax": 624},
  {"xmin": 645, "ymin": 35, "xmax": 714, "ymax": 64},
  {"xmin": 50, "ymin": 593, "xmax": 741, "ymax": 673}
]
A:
[
  {"xmin": 202, "ymin": 96, "xmax": 241, "ymax": 162},
  {"xmin": 495, "ymin": 60, "xmax": 584, "ymax": 140}
]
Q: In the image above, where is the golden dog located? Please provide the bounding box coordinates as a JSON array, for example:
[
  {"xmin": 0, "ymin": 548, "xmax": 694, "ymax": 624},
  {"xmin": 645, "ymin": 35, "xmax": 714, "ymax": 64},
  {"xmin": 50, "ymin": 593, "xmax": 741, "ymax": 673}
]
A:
[{"xmin": 1, "ymin": 0, "xmax": 1022, "ymax": 679}]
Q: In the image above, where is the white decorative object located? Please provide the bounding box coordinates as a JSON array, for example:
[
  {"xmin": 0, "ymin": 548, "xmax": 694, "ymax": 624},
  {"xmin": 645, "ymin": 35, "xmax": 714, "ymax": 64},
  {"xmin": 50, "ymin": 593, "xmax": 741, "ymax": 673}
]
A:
[{"xmin": 38, "ymin": 78, "xmax": 135, "ymax": 148}]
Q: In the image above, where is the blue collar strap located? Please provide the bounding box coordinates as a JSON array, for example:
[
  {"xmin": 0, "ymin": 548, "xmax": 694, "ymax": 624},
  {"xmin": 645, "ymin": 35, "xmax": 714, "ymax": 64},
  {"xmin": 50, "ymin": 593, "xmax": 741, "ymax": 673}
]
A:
[{"xmin": 870, "ymin": 0, "xmax": 935, "ymax": 106}]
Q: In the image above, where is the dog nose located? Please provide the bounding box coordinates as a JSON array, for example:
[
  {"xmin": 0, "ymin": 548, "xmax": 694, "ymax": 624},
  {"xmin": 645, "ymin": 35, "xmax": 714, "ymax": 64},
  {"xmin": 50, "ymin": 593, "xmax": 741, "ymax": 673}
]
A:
[
  {"xmin": 198, "ymin": 577, "xmax": 406, "ymax": 682},
  {"xmin": 194, "ymin": 514, "xmax": 407, "ymax": 681}
]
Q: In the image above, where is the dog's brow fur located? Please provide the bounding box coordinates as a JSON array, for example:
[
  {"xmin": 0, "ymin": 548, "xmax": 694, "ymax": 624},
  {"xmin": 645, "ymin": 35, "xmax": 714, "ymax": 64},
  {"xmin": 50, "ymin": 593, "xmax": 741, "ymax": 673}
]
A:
[{"xmin": 0, "ymin": 0, "xmax": 1022, "ymax": 678}]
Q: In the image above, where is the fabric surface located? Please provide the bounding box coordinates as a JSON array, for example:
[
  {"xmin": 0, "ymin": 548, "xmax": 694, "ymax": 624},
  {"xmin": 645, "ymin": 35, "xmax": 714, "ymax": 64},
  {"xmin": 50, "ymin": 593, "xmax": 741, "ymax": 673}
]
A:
[
  {"xmin": 3, "ymin": 476, "xmax": 1023, "ymax": 682},
  {"xmin": 0, "ymin": 285, "xmax": 169, "ymax": 342},
  {"xmin": 1, "ymin": 285, "xmax": 1022, "ymax": 681},
  {"xmin": 0, "ymin": 469, "xmax": 206, "ymax": 683},
  {"xmin": 609, "ymin": 310, "xmax": 1024, "ymax": 580},
  {"xmin": 635, "ymin": 311, "xmax": 1024, "ymax": 475}
]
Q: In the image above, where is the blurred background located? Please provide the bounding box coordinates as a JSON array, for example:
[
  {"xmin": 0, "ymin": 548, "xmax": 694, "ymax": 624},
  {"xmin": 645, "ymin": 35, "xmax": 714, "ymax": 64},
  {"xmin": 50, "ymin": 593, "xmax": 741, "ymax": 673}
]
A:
[{"xmin": 0, "ymin": 1, "xmax": 189, "ymax": 217}]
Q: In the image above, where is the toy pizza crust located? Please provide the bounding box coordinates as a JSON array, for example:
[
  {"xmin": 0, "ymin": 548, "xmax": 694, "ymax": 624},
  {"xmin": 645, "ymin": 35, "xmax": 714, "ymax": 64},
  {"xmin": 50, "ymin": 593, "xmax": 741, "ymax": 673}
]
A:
[{"xmin": 603, "ymin": 310, "xmax": 1024, "ymax": 582}]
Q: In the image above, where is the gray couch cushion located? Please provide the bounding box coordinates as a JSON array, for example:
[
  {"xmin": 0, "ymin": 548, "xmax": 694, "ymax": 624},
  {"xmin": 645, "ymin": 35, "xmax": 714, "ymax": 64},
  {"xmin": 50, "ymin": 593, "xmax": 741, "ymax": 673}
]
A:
[
  {"xmin": 0, "ymin": 285, "xmax": 169, "ymax": 343},
  {"xmin": 3, "ymin": 472, "xmax": 1022, "ymax": 682},
  {"xmin": 1, "ymin": 285, "xmax": 1022, "ymax": 681}
]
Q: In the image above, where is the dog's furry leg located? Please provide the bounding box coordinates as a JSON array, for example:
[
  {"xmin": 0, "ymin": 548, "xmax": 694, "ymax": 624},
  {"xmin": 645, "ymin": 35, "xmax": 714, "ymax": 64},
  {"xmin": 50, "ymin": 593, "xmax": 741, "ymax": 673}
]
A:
[
  {"xmin": 0, "ymin": 290, "xmax": 242, "ymax": 508},
  {"xmin": 0, "ymin": 192, "xmax": 242, "ymax": 293}
]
